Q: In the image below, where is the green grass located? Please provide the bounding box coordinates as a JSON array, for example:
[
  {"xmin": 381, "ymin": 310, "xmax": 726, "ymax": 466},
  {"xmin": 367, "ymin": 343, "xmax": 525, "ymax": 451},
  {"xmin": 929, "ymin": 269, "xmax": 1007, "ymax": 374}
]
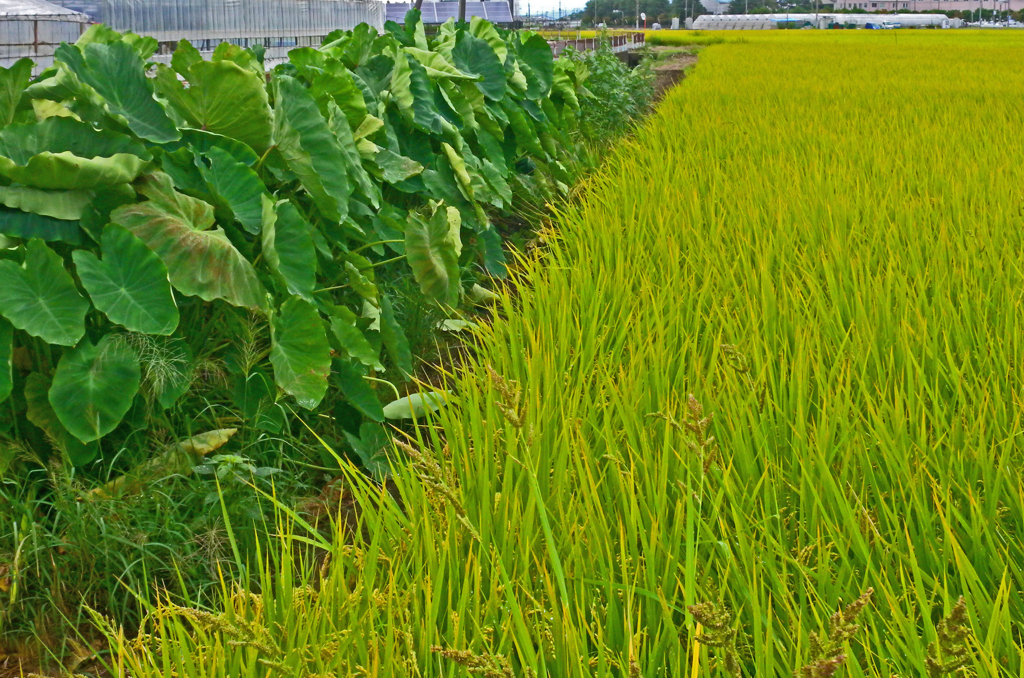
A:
[{"xmin": 107, "ymin": 31, "xmax": 1024, "ymax": 677}]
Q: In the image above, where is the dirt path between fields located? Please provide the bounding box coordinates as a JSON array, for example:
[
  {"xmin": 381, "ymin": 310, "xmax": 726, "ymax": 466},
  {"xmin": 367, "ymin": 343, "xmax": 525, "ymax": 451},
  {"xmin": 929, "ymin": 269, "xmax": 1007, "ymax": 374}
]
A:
[{"xmin": 651, "ymin": 47, "xmax": 698, "ymax": 100}]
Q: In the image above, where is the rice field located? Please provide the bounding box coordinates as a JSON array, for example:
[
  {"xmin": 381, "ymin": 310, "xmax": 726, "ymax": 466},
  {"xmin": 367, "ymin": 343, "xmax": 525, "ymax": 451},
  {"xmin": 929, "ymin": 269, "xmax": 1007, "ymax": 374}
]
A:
[{"xmin": 111, "ymin": 31, "xmax": 1024, "ymax": 677}]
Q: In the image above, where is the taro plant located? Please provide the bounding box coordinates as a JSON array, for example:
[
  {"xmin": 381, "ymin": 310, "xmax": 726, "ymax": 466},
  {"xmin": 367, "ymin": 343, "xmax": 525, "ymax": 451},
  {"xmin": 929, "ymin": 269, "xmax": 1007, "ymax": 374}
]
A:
[{"xmin": 0, "ymin": 13, "xmax": 591, "ymax": 471}]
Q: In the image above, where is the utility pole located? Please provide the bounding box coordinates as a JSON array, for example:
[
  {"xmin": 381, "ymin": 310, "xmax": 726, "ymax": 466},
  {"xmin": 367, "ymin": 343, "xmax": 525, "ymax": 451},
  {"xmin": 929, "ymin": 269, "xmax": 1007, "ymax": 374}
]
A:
[
  {"xmin": 635, "ymin": 0, "xmax": 639, "ymax": 28},
  {"xmin": 458, "ymin": 0, "xmax": 466, "ymax": 23}
]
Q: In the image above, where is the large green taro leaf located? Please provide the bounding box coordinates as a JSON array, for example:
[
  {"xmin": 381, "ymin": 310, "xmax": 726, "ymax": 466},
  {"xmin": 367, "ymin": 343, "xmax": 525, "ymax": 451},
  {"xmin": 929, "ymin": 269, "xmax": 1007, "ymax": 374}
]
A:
[
  {"xmin": 379, "ymin": 295, "xmax": 412, "ymax": 376},
  {"xmin": 173, "ymin": 129, "xmax": 260, "ymax": 167},
  {"xmin": 196, "ymin": 146, "xmax": 267, "ymax": 234},
  {"xmin": 551, "ymin": 59, "xmax": 581, "ymax": 112},
  {"xmin": 477, "ymin": 222, "xmax": 508, "ymax": 278},
  {"xmin": 372, "ymin": 148, "xmax": 424, "ymax": 184},
  {"xmin": 0, "ymin": 58, "xmax": 32, "ymax": 127},
  {"xmin": 503, "ymin": 100, "xmax": 546, "ymax": 158},
  {"xmin": 390, "ymin": 53, "xmax": 442, "ymax": 135},
  {"xmin": 0, "ymin": 207, "xmax": 84, "ymax": 245},
  {"xmin": 452, "ymin": 33, "xmax": 507, "ymax": 101},
  {"xmin": 469, "ymin": 17, "xmax": 508, "ymax": 64},
  {"xmin": 402, "ymin": 47, "xmax": 475, "ymax": 81},
  {"xmin": 0, "ymin": 239, "xmax": 88, "ymax": 346},
  {"xmin": 273, "ymin": 75, "xmax": 352, "ymax": 223},
  {"xmin": 329, "ymin": 304, "xmax": 382, "ymax": 370},
  {"xmin": 261, "ymin": 196, "xmax": 316, "ymax": 301},
  {"xmin": 0, "ymin": 185, "xmax": 92, "ymax": 220},
  {"xmin": 405, "ymin": 203, "xmax": 462, "ymax": 306},
  {"xmin": 111, "ymin": 173, "xmax": 266, "ymax": 310},
  {"xmin": 270, "ymin": 296, "xmax": 331, "ymax": 409},
  {"xmin": 438, "ymin": 79, "xmax": 478, "ymax": 131},
  {"xmin": 288, "ymin": 48, "xmax": 368, "ymax": 131},
  {"xmin": 25, "ymin": 372, "xmax": 99, "ymax": 465},
  {"xmin": 0, "ymin": 118, "xmax": 150, "ymax": 190},
  {"xmin": 442, "ymin": 143, "xmax": 475, "ymax": 202},
  {"xmin": 334, "ymin": 358, "xmax": 383, "ymax": 422},
  {"xmin": 327, "ymin": 100, "xmax": 380, "ymax": 209},
  {"xmin": 55, "ymin": 41, "xmax": 180, "ymax": 144},
  {"xmin": 154, "ymin": 48, "xmax": 273, "ymax": 153},
  {"xmin": 73, "ymin": 224, "xmax": 179, "ymax": 335},
  {"xmin": 49, "ymin": 334, "xmax": 141, "ymax": 444},
  {"xmin": 76, "ymin": 24, "xmax": 159, "ymax": 61},
  {"xmin": 516, "ymin": 34, "xmax": 554, "ymax": 99}
]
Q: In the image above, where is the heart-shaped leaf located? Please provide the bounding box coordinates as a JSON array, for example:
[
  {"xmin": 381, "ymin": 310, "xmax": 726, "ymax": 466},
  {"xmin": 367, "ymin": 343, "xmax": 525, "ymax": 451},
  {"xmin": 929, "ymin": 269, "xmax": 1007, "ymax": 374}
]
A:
[
  {"xmin": 0, "ymin": 58, "xmax": 32, "ymax": 127},
  {"xmin": 155, "ymin": 49, "xmax": 273, "ymax": 153},
  {"xmin": 326, "ymin": 100, "xmax": 380, "ymax": 209},
  {"xmin": 515, "ymin": 34, "xmax": 554, "ymax": 99},
  {"xmin": 25, "ymin": 372, "xmax": 100, "ymax": 465},
  {"xmin": 288, "ymin": 48, "xmax": 369, "ymax": 131},
  {"xmin": 329, "ymin": 305, "xmax": 382, "ymax": 370},
  {"xmin": 56, "ymin": 41, "xmax": 180, "ymax": 144},
  {"xmin": 452, "ymin": 33, "xmax": 507, "ymax": 101},
  {"xmin": 0, "ymin": 239, "xmax": 88, "ymax": 346},
  {"xmin": 196, "ymin": 146, "xmax": 268, "ymax": 235},
  {"xmin": 273, "ymin": 75, "xmax": 352, "ymax": 223},
  {"xmin": 73, "ymin": 224, "xmax": 179, "ymax": 335},
  {"xmin": 261, "ymin": 197, "xmax": 316, "ymax": 300},
  {"xmin": 49, "ymin": 334, "xmax": 141, "ymax": 443},
  {"xmin": 270, "ymin": 296, "xmax": 331, "ymax": 409},
  {"xmin": 112, "ymin": 173, "xmax": 266, "ymax": 310},
  {"xmin": 405, "ymin": 202, "xmax": 462, "ymax": 305},
  {"xmin": 0, "ymin": 118, "xmax": 150, "ymax": 190},
  {"xmin": 390, "ymin": 52, "xmax": 443, "ymax": 134}
]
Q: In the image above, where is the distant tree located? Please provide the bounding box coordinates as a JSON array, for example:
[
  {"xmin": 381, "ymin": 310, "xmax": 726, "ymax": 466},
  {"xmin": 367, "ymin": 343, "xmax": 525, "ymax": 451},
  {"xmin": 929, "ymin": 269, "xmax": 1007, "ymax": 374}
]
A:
[{"xmin": 727, "ymin": 0, "xmax": 746, "ymax": 12}]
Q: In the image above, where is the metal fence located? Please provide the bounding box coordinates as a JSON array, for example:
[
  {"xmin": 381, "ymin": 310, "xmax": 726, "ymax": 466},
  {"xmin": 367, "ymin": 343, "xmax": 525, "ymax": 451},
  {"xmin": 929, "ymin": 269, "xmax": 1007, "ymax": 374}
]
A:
[{"xmin": 548, "ymin": 31, "xmax": 644, "ymax": 57}]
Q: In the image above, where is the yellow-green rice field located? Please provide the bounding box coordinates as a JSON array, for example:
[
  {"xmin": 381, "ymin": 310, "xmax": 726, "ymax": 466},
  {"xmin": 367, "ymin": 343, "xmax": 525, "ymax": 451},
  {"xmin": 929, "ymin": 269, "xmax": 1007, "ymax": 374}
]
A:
[{"xmin": 110, "ymin": 31, "xmax": 1024, "ymax": 677}]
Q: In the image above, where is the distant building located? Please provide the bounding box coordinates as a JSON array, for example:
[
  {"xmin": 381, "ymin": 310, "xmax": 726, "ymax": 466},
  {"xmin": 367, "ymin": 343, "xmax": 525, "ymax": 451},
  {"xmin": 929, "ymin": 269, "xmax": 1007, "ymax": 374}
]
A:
[
  {"xmin": 0, "ymin": 0, "xmax": 88, "ymax": 70},
  {"xmin": 47, "ymin": 0, "xmax": 384, "ymax": 59},
  {"xmin": 833, "ymin": 0, "xmax": 1019, "ymax": 10},
  {"xmin": 692, "ymin": 10, "xmax": 955, "ymax": 26}
]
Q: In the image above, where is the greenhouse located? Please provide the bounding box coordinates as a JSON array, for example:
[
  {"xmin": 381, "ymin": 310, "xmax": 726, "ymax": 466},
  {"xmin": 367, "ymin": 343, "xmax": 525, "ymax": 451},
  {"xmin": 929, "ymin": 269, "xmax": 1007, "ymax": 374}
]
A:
[
  {"xmin": 46, "ymin": 0, "xmax": 384, "ymax": 59},
  {"xmin": 692, "ymin": 12, "xmax": 953, "ymax": 28},
  {"xmin": 0, "ymin": 0, "xmax": 87, "ymax": 71}
]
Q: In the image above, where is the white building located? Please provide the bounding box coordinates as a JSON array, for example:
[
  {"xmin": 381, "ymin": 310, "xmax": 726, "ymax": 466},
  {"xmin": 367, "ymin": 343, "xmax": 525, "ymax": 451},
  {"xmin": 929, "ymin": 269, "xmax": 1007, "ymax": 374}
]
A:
[
  {"xmin": 834, "ymin": 0, "xmax": 1018, "ymax": 10},
  {"xmin": 692, "ymin": 11, "xmax": 955, "ymax": 25}
]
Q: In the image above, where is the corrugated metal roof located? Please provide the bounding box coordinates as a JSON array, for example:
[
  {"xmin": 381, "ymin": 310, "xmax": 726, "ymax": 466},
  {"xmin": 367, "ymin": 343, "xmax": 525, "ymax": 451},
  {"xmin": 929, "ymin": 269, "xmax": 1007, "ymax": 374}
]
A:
[
  {"xmin": 0, "ymin": 0, "xmax": 88, "ymax": 21},
  {"xmin": 386, "ymin": 2, "xmax": 514, "ymax": 24}
]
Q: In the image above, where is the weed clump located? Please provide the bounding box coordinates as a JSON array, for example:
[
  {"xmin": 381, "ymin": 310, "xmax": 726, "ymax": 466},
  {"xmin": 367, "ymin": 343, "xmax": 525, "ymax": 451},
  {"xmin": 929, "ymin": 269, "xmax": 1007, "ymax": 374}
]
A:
[
  {"xmin": 925, "ymin": 597, "xmax": 973, "ymax": 677},
  {"xmin": 689, "ymin": 599, "xmax": 742, "ymax": 675},
  {"xmin": 798, "ymin": 588, "xmax": 874, "ymax": 678}
]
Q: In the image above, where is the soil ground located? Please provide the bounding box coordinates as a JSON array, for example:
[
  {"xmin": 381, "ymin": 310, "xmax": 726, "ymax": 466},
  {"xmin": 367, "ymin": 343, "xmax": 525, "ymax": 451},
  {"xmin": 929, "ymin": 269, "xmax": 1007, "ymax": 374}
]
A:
[{"xmin": 651, "ymin": 47, "xmax": 698, "ymax": 100}]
